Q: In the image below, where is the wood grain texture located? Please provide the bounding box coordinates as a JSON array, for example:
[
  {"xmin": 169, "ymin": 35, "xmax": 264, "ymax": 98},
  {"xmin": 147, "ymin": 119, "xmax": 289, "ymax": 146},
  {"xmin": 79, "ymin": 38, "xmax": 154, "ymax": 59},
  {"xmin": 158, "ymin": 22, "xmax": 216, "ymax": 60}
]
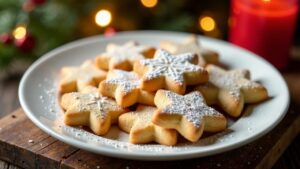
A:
[
  {"xmin": 0, "ymin": 161, "xmax": 9, "ymax": 169},
  {"xmin": 0, "ymin": 105, "xmax": 299, "ymax": 169},
  {"xmin": 0, "ymin": 74, "xmax": 21, "ymax": 118}
]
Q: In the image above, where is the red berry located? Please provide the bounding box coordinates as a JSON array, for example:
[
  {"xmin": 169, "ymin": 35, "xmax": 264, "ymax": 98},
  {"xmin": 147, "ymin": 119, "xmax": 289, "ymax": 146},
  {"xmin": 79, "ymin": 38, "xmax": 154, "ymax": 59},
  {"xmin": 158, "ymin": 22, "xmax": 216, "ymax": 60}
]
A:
[
  {"xmin": 30, "ymin": 0, "xmax": 46, "ymax": 5},
  {"xmin": 15, "ymin": 34, "xmax": 36, "ymax": 52},
  {"xmin": 0, "ymin": 33, "xmax": 13, "ymax": 45}
]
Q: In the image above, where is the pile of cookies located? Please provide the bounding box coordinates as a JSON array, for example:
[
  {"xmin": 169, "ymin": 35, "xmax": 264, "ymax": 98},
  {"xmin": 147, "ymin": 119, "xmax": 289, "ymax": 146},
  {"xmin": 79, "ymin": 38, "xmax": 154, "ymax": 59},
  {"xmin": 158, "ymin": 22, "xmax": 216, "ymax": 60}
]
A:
[{"xmin": 59, "ymin": 36, "xmax": 268, "ymax": 146}]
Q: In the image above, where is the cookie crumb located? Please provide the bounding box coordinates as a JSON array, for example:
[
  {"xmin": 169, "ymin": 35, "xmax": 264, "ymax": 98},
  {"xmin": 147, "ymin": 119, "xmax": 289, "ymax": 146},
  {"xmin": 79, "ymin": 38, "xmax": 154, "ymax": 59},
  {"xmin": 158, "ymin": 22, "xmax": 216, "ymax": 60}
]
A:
[
  {"xmin": 96, "ymin": 166, "xmax": 100, "ymax": 169},
  {"xmin": 28, "ymin": 139, "xmax": 34, "ymax": 143}
]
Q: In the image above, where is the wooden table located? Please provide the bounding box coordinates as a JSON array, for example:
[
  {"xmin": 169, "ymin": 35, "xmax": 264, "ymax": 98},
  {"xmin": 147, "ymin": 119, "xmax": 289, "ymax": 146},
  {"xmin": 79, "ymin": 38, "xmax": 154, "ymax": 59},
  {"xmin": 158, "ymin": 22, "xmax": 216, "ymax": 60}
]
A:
[{"xmin": 0, "ymin": 60, "xmax": 300, "ymax": 169}]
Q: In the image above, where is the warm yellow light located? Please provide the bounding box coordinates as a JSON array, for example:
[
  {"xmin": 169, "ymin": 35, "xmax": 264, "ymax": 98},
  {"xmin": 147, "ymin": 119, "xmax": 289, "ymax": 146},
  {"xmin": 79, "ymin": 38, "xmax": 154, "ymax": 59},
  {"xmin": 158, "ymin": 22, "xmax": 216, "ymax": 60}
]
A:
[
  {"xmin": 141, "ymin": 0, "xmax": 158, "ymax": 8},
  {"xmin": 263, "ymin": 0, "xmax": 271, "ymax": 2},
  {"xmin": 95, "ymin": 10, "xmax": 112, "ymax": 27},
  {"xmin": 13, "ymin": 26, "xmax": 27, "ymax": 40},
  {"xmin": 199, "ymin": 16, "xmax": 216, "ymax": 32}
]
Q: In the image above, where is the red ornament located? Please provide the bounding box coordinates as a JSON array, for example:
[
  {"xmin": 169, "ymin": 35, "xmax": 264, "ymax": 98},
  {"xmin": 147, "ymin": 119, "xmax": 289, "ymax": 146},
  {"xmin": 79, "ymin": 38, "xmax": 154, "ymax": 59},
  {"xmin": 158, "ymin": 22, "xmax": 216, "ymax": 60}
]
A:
[
  {"xmin": 15, "ymin": 34, "xmax": 36, "ymax": 53},
  {"xmin": 0, "ymin": 33, "xmax": 13, "ymax": 45}
]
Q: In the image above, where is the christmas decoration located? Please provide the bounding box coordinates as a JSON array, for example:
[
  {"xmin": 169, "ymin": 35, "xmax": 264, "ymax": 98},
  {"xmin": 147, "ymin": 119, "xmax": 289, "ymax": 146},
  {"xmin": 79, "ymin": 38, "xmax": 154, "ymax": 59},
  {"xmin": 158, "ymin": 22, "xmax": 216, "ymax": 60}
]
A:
[
  {"xmin": 23, "ymin": 0, "xmax": 46, "ymax": 12},
  {"xmin": 0, "ymin": 33, "xmax": 12, "ymax": 45},
  {"xmin": 15, "ymin": 34, "xmax": 35, "ymax": 52},
  {"xmin": 0, "ymin": 0, "xmax": 232, "ymax": 69},
  {"xmin": 30, "ymin": 0, "xmax": 46, "ymax": 6},
  {"xmin": 0, "ymin": 0, "xmax": 254, "ymax": 69}
]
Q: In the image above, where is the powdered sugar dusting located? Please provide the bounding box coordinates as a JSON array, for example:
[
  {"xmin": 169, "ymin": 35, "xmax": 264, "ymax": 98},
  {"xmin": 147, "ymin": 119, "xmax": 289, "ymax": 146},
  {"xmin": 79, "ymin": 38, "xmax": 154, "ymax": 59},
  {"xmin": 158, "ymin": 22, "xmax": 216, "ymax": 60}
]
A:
[
  {"xmin": 32, "ymin": 57, "xmax": 239, "ymax": 155},
  {"xmin": 208, "ymin": 65, "xmax": 260, "ymax": 99},
  {"xmin": 104, "ymin": 41, "xmax": 152, "ymax": 64},
  {"xmin": 60, "ymin": 60, "xmax": 106, "ymax": 92},
  {"xmin": 105, "ymin": 70, "xmax": 140, "ymax": 94},
  {"xmin": 162, "ymin": 91, "xmax": 223, "ymax": 128},
  {"xmin": 140, "ymin": 49, "xmax": 202, "ymax": 85},
  {"xmin": 68, "ymin": 92, "xmax": 120, "ymax": 119}
]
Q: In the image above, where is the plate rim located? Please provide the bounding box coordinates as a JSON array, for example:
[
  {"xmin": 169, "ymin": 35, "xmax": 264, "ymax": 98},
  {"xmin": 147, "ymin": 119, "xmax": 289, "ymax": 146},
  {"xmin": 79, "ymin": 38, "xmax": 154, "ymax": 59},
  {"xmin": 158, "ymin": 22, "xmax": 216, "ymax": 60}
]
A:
[{"xmin": 18, "ymin": 30, "xmax": 290, "ymax": 160}]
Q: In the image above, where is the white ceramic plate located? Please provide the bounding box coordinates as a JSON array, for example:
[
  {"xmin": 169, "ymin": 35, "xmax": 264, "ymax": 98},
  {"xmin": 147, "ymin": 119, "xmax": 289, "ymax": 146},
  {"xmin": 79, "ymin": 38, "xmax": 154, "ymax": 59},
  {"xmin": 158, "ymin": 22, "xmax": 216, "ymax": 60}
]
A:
[{"xmin": 19, "ymin": 31, "xmax": 289, "ymax": 160}]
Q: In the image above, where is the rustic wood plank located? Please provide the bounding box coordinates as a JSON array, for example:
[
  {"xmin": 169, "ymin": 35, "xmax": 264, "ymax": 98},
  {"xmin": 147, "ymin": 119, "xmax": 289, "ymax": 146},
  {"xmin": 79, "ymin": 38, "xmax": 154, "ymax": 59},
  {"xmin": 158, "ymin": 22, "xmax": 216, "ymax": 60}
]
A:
[
  {"xmin": 266, "ymin": 136, "xmax": 300, "ymax": 168},
  {"xmin": 0, "ymin": 105, "xmax": 298, "ymax": 169},
  {"xmin": 0, "ymin": 109, "xmax": 25, "ymax": 132},
  {"xmin": 60, "ymin": 106, "xmax": 300, "ymax": 169},
  {"xmin": 7, "ymin": 165, "xmax": 20, "ymax": 169},
  {"xmin": 257, "ymin": 106, "xmax": 300, "ymax": 169},
  {"xmin": 35, "ymin": 141, "xmax": 79, "ymax": 169},
  {"xmin": 0, "ymin": 76, "xmax": 20, "ymax": 117},
  {"xmin": 0, "ymin": 75, "xmax": 20, "ymax": 118},
  {"xmin": 0, "ymin": 160, "xmax": 9, "ymax": 169},
  {"xmin": 0, "ymin": 111, "xmax": 79, "ymax": 169}
]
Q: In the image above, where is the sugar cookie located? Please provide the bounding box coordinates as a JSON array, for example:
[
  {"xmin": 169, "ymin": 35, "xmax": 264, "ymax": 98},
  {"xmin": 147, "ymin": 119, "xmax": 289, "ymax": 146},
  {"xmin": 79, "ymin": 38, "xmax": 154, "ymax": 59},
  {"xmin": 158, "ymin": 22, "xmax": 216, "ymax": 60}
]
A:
[
  {"xmin": 80, "ymin": 86, "xmax": 99, "ymax": 94},
  {"xmin": 160, "ymin": 35, "xmax": 219, "ymax": 66},
  {"xmin": 195, "ymin": 65, "xmax": 268, "ymax": 117},
  {"xmin": 99, "ymin": 70, "xmax": 154, "ymax": 107},
  {"xmin": 95, "ymin": 41, "xmax": 155, "ymax": 71},
  {"xmin": 152, "ymin": 90, "xmax": 227, "ymax": 142},
  {"xmin": 134, "ymin": 49, "xmax": 208, "ymax": 94},
  {"xmin": 118, "ymin": 105, "xmax": 177, "ymax": 145},
  {"xmin": 61, "ymin": 92, "xmax": 126, "ymax": 135},
  {"xmin": 59, "ymin": 60, "xmax": 106, "ymax": 94}
]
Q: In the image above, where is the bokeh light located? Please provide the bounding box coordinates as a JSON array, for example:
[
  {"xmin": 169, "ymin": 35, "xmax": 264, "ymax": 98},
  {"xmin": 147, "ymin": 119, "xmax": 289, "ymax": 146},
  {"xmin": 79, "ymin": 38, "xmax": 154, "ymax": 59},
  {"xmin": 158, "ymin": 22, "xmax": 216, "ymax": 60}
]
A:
[
  {"xmin": 140, "ymin": 0, "xmax": 158, "ymax": 8},
  {"xmin": 199, "ymin": 16, "xmax": 216, "ymax": 32},
  {"xmin": 95, "ymin": 9, "xmax": 112, "ymax": 27},
  {"xmin": 13, "ymin": 26, "xmax": 27, "ymax": 40}
]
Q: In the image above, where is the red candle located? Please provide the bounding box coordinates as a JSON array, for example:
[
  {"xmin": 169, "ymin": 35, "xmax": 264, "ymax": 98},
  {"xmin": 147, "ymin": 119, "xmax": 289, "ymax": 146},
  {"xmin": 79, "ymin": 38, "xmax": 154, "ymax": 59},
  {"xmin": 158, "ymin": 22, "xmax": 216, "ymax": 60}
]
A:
[{"xmin": 229, "ymin": 0, "xmax": 299, "ymax": 69}]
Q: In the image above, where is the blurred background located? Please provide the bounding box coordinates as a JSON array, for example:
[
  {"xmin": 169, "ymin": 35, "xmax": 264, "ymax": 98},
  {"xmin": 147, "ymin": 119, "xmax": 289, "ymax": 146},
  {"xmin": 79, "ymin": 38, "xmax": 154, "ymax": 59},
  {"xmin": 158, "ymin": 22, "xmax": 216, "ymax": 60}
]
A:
[{"xmin": 0, "ymin": 0, "xmax": 299, "ymax": 71}]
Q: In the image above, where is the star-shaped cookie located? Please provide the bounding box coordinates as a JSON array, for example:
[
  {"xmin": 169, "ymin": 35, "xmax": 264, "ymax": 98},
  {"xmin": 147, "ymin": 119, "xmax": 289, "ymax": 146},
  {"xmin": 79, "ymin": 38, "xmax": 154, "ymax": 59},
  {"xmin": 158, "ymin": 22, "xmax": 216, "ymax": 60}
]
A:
[
  {"xmin": 95, "ymin": 41, "xmax": 155, "ymax": 71},
  {"xmin": 61, "ymin": 92, "xmax": 126, "ymax": 135},
  {"xmin": 118, "ymin": 105, "xmax": 177, "ymax": 145},
  {"xmin": 195, "ymin": 65, "xmax": 268, "ymax": 117},
  {"xmin": 99, "ymin": 69, "xmax": 155, "ymax": 107},
  {"xmin": 59, "ymin": 60, "xmax": 107, "ymax": 94},
  {"xmin": 134, "ymin": 49, "xmax": 208, "ymax": 94},
  {"xmin": 152, "ymin": 90, "xmax": 227, "ymax": 142},
  {"xmin": 160, "ymin": 35, "xmax": 219, "ymax": 66}
]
